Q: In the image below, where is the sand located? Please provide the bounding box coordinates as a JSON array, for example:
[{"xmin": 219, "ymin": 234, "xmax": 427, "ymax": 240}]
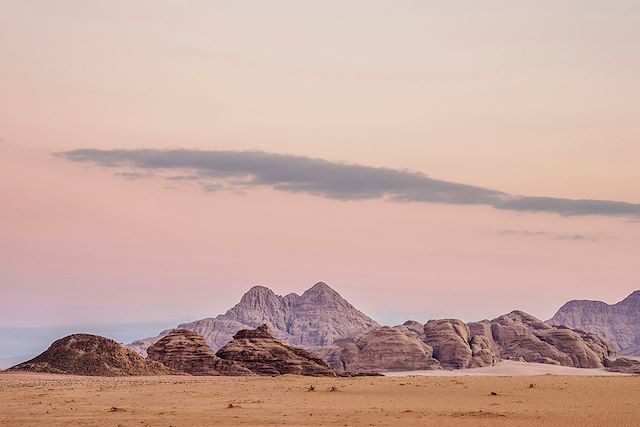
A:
[
  {"xmin": 1, "ymin": 371, "xmax": 639, "ymax": 426},
  {"xmin": 385, "ymin": 360, "xmax": 628, "ymax": 376}
]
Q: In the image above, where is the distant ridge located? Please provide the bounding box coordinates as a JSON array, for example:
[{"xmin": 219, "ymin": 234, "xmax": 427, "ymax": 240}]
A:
[
  {"xmin": 548, "ymin": 291, "xmax": 640, "ymax": 355},
  {"xmin": 127, "ymin": 282, "xmax": 379, "ymax": 355}
]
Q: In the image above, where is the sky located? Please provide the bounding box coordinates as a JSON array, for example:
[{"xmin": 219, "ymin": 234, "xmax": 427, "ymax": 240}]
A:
[{"xmin": 2, "ymin": 1, "xmax": 640, "ymax": 361}]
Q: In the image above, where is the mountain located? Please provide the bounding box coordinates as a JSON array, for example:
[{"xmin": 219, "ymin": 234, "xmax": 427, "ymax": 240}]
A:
[
  {"xmin": 8, "ymin": 334, "xmax": 173, "ymax": 376},
  {"xmin": 548, "ymin": 291, "xmax": 640, "ymax": 355},
  {"xmin": 128, "ymin": 282, "xmax": 379, "ymax": 355}
]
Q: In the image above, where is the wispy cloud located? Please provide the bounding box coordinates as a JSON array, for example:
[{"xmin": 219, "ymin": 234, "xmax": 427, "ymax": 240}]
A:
[
  {"xmin": 56, "ymin": 149, "xmax": 640, "ymax": 218},
  {"xmin": 500, "ymin": 230, "xmax": 598, "ymax": 242}
]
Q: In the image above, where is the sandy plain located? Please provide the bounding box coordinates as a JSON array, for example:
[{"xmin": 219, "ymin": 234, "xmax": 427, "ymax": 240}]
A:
[{"xmin": 1, "ymin": 369, "xmax": 639, "ymax": 427}]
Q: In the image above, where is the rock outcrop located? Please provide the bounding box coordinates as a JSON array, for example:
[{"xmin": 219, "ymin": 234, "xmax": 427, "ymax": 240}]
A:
[
  {"xmin": 320, "ymin": 326, "xmax": 441, "ymax": 373},
  {"xmin": 423, "ymin": 319, "xmax": 473, "ymax": 369},
  {"xmin": 332, "ymin": 311, "xmax": 613, "ymax": 372},
  {"xmin": 8, "ymin": 334, "xmax": 173, "ymax": 376},
  {"xmin": 128, "ymin": 282, "xmax": 378, "ymax": 355},
  {"xmin": 215, "ymin": 325, "xmax": 337, "ymax": 376},
  {"xmin": 422, "ymin": 319, "xmax": 498, "ymax": 369},
  {"xmin": 491, "ymin": 311, "xmax": 615, "ymax": 368},
  {"xmin": 147, "ymin": 329, "xmax": 253, "ymax": 376},
  {"xmin": 604, "ymin": 357, "xmax": 640, "ymax": 374},
  {"xmin": 549, "ymin": 291, "xmax": 640, "ymax": 355}
]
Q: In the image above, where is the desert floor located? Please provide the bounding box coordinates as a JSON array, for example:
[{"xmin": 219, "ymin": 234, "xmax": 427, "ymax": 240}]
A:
[{"xmin": 1, "ymin": 372, "xmax": 639, "ymax": 426}]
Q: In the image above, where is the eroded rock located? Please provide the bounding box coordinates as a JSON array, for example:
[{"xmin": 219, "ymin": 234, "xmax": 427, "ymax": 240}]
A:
[
  {"xmin": 215, "ymin": 325, "xmax": 337, "ymax": 376},
  {"xmin": 147, "ymin": 329, "xmax": 253, "ymax": 376}
]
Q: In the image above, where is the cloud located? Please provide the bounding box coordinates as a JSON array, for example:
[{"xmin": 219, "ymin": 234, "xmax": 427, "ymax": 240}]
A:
[
  {"xmin": 113, "ymin": 171, "xmax": 151, "ymax": 180},
  {"xmin": 56, "ymin": 149, "xmax": 640, "ymax": 218},
  {"xmin": 500, "ymin": 230, "xmax": 598, "ymax": 242}
]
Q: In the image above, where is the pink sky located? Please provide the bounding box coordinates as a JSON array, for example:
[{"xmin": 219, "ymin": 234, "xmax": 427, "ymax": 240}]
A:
[{"xmin": 2, "ymin": 1, "xmax": 640, "ymax": 337}]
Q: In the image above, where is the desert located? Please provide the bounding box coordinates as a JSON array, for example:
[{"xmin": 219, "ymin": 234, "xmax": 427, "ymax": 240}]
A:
[{"xmin": 2, "ymin": 370, "xmax": 640, "ymax": 427}]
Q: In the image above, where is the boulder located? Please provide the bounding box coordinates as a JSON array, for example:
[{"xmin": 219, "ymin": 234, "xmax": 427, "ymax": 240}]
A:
[{"xmin": 147, "ymin": 329, "xmax": 253, "ymax": 376}]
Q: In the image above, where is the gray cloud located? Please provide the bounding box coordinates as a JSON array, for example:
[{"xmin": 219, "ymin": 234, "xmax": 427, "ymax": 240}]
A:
[
  {"xmin": 56, "ymin": 149, "xmax": 640, "ymax": 218},
  {"xmin": 500, "ymin": 230, "xmax": 598, "ymax": 242},
  {"xmin": 113, "ymin": 171, "xmax": 151, "ymax": 180}
]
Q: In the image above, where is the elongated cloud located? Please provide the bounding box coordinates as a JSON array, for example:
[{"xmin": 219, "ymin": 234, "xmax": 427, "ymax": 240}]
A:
[{"xmin": 56, "ymin": 149, "xmax": 640, "ymax": 218}]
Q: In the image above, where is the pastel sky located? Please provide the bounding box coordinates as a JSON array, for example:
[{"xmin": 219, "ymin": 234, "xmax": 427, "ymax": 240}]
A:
[{"xmin": 2, "ymin": 1, "xmax": 639, "ymax": 359}]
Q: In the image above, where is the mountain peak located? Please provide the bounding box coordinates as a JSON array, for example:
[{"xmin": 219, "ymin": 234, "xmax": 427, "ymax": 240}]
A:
[
  {"xmin": 307, "ymin": 282, "xmax": 336, "ymax": 293},
  {"xmin": 619, "ymin": 290, "xmax": 640, "ymax": 305},
  {"xmin": 300, "ymin": 282, "xmax": 345, "ymax": 305},
  {"xmin": 244, "ymin": 285, "xmax": 275, "ymax": 295}
]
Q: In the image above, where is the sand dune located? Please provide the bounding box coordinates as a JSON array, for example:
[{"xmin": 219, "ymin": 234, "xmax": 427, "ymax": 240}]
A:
[{"xmin": 2, "ymin": 371, "xmax": 639, "ymax": 426}]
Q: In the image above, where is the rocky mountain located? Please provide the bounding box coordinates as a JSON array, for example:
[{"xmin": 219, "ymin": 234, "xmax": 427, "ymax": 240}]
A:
[
  {"xmin": 215, "ymin": 324, "xmax": 337, "ymax": 376},
  {"xmin": 147, "ymin": 329, "xmax": 253, "ymax": 376},
  {"xmin": 548, "ymin": 291, "xmax": 640, "ymax": 355},
  {"xmin": 8, "ymin": 334, "xmax": 173, "ymax": 376},
  {"xmin": 128, "ymin": 282, "xmax": 378, "ymax": 355}
]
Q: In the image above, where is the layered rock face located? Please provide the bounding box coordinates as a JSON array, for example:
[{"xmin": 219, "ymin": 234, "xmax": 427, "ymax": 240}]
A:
[
  {"xmin": 491, "ymin": 311, "xmax": 615, "ymax": 368},
  {"xmin": 321, "ymin": 326, "xmax": 441, "ymax": 373},
  {"xmin": 215, "ymin": 325, "xmax": 337, "ymax": 376},
  {"xmin": 549, "ymin": 291, "xmax": 640, "ymax": 355},
  {"xmin": 9, "ymin": 334, "xmax": 173, "ymax": 376},
  {"xmin": 147, "ymin": 329, "xmax": 253, "ymax": 376},
  {"xmin": 128, "ymin": 282, "xmax": 378, "ymax": 355},
  {"xmin": 423, "ymin": 319, "xmax": 473, "ymax": 369},
  {"xmin": 423, "ymin": 319, "xmax": 498, "ymax": 369}
]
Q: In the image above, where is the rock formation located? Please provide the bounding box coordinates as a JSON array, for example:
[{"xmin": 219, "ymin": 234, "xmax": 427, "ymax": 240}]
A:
[
  {"xmin": 423, "ymin": 319, "xmax": 473, "ymax": 369},
  {"xmin": 604, "ymin": 357, "xmax": 640, "ymax": 374},
  {"xmin": 215, "ymin": 324, "xmax": 337, "ymax": 376},
  {"xmin": 320, "ymin": 326, "xmax": 441, "ymax": 373},
  {"xmin": 328, "ymin": 310, "xmax": 614, "ymax": 372},
  {"xmin": 491, "ymin": 311, "xmax": 615, "ymax": 368},
  {"xmin": 549, "ymin": 290, "xmax": 640, "ymax": 355},
  {"xmin": 8, "ymin": 334, "xmax": 173, "ymax": 376},
  {"xmin": 128, "ymin": 282, "xmax": 378, "ymax": 355},
  {"xmin": 402, "ymin": 320, "xmax": 426, "ymax": 340},
  {"xmin": 147, "ymin": 329, "xmax": 253, "ymax": 376},
  {"xmin": 423, "ymin": 319, "xmax": 498, "ymax": 369}
]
